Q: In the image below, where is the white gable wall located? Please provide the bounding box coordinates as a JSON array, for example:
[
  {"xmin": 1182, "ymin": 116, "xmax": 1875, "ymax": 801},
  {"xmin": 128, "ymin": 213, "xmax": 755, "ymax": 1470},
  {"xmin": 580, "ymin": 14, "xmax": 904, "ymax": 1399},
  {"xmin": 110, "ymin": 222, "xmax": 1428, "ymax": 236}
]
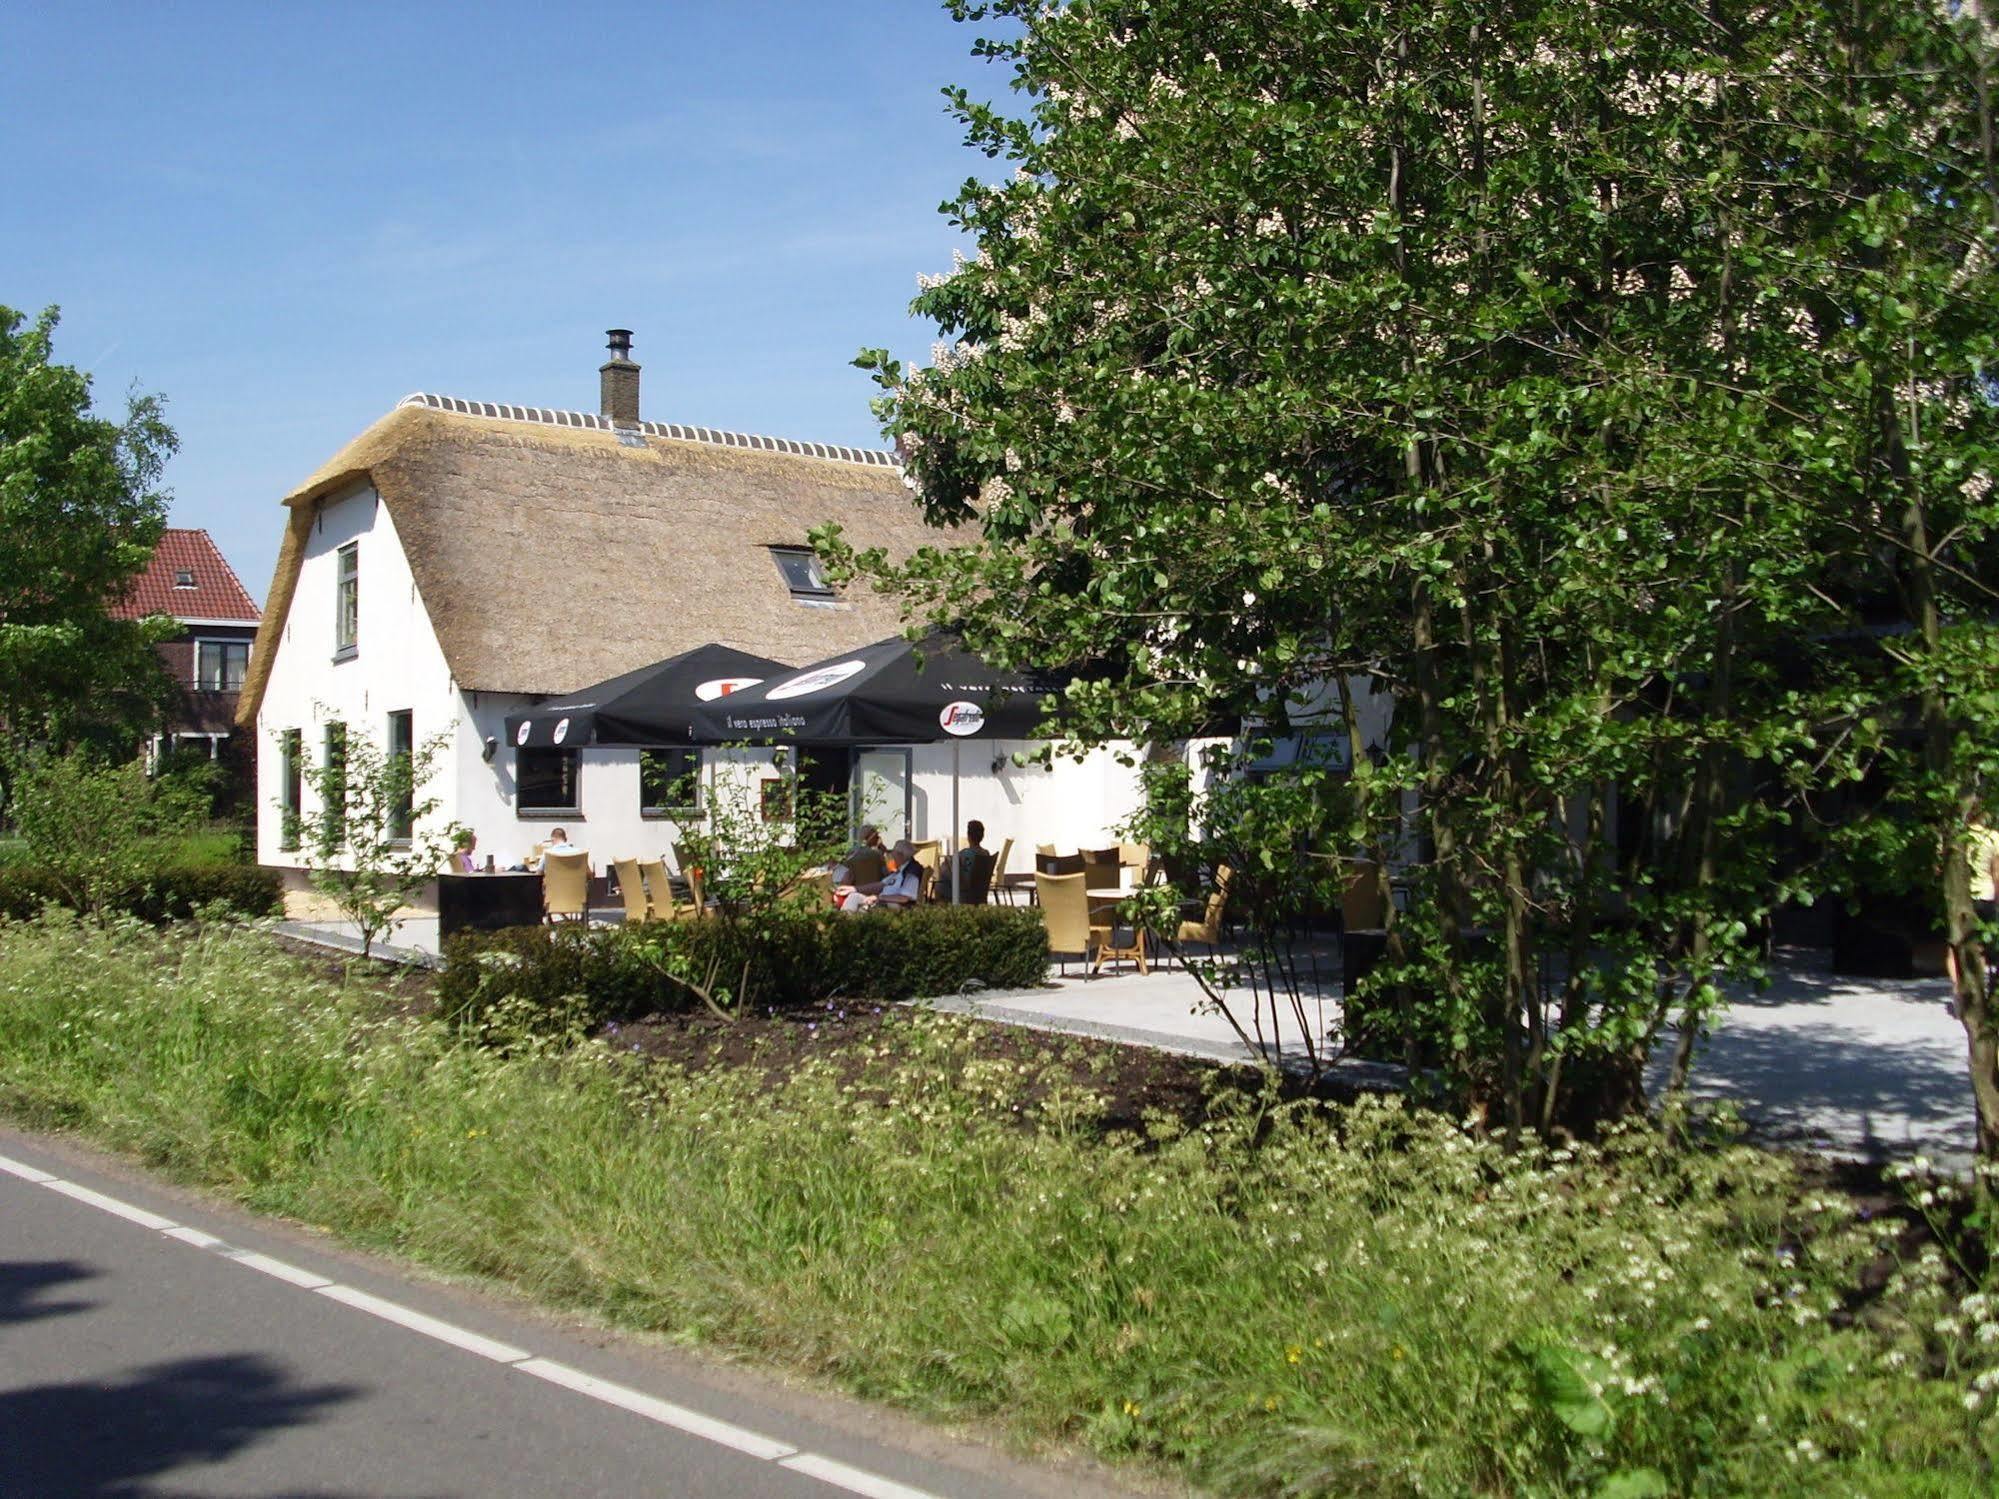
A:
[{"xmin": 254, "ymin": 483, "xmax": 461, "ymax": 871}]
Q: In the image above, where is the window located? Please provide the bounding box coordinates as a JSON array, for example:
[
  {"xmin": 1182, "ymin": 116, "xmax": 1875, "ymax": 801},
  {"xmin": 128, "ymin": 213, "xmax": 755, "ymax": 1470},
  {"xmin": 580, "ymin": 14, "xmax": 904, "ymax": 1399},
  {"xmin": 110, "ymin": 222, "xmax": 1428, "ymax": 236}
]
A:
[
  {"xmin": 517, "ymin": 747, "xmax": 579, "ymax": 813},
  {"xmin": 769, "ymin": 546, "xmax": 834, "ymax": 600},
  {"xmin": 386, "ymin": 710, "xmax": 414, "ymax": 843},
  {"xmin": 334, "ymin": 542, "xmax": 359, "ymax": 656},
  {"xmin": 194, "ymin": 640, "xmax": 249, "ymax": 692},
  {"xmin": 639, "ymin": 748, "xmax": 702, "ymax": 816},
  {"xmin": 173, "ymin": 568, "xmax": 196, "ymax": 589},
  {"xmin": 321, "ymin": 722, "xmax": 348, "ymax": 847},
  {"xmin": 279, "ymin": 729, "xmax": 303, "ymax": 851}
]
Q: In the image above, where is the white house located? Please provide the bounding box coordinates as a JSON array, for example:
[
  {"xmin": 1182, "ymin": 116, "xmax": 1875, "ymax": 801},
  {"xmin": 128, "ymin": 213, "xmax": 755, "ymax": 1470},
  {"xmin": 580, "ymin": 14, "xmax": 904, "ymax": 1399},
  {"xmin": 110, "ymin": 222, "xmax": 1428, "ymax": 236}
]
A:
[{"xmin": 236, "ymin": 335, "xmax": 1146, "ymax": 906}]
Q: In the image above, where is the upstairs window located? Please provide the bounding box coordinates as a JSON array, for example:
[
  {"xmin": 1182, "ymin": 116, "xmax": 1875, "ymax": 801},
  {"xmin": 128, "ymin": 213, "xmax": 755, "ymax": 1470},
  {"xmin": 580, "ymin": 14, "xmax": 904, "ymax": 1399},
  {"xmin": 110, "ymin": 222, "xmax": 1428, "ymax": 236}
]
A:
[
  {"xmin": 334, "ymin": 542, "xmax": 359, "ymax": 656},
  {"xmin": 173, "ymin": 568, "xmax": 196, "ymax": 589},
  {"xmin": 194, "ymin": 639, "xmax": 249, "ymax": 692},
  {"xmin": 769, "ymin": 546, "xmax": 834, "ymax": 600}
]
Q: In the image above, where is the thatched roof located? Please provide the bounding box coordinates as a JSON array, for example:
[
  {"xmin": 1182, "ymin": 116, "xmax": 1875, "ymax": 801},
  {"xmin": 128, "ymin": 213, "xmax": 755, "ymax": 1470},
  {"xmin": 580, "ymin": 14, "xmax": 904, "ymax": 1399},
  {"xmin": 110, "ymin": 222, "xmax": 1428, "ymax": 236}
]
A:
[{"xmin": 238, "ymin": 397, "xmax": 946, "ymax": 723}]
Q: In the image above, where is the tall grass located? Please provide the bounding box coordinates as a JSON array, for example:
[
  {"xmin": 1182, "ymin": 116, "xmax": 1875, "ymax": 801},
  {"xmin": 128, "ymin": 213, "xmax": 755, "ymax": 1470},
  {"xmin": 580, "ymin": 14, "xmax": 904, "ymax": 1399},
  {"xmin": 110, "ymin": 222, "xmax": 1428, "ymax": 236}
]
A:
[{"xmin": 0, "ymin": 915, "xmax": 1990, "ymax": 1496}]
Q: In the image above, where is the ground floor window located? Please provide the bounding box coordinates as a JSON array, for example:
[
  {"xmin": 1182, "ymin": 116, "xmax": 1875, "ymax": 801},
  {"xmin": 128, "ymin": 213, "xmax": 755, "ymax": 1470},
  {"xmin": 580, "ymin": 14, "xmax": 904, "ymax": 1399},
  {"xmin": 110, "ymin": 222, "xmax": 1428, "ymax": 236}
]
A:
[
  {"xmin": 321, "ymin": 722, "xmax": 348, "ymax": 847},
  {"xmin": 639, "ymin": 748, "xmax": 702, "ymax": 817},
  {"xmin": 518, "ymin": 746, "xmax": 579, "ymax": 813},
  {"xmin": 279, "ymin": 729, "xmax": 302, "ymax": 850},
  {"xmin": 386, "ymin": 709, "xmax": 414, "ymax": 843}
]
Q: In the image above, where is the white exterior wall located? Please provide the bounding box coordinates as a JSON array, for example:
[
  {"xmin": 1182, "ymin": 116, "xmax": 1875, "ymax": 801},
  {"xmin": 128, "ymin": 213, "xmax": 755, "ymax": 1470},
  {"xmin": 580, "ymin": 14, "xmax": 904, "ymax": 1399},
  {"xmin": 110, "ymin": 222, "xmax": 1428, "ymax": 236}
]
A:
[{"xmin": 254, "ymin": 484, "xmax": 460, "ymax": 872}]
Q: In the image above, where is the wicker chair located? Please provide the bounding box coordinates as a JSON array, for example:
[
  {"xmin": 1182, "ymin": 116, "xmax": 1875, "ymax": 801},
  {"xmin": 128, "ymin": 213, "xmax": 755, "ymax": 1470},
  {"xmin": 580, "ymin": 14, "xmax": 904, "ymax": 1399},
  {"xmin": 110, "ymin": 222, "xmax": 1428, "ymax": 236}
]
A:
[
  {"xmin": 1036, "ymin": 870, "xmax": 1105, "ymax": 977},
  {"xmin": 1174, "ymin": 864, "xmax": 1233, "ymax": 966},
  {"xmin": 612, "ymin": 858, "xmax": 651, "ymax": 925},
  {"xmin": 987, "ymin": 837, "xmax": 1016, "ymax": 904},
  {"xmin": 911, "ymin": 840, "xmax": 943, "ymax": 902},
  {"xmin": 542, "ymin": 851, "xmax": 591, "ymax": 925},
  {"xmin": 636, "ymin": 858, "xmax": 690, "ymax": 920}
]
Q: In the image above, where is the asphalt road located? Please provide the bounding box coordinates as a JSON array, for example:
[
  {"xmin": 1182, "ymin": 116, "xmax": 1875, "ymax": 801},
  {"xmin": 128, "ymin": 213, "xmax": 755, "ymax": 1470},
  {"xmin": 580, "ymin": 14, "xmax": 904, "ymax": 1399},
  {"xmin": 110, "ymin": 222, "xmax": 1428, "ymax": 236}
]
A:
[{"xmin": 0, "ymin": 1129, "xmax": 1129, "ymax": 1499}]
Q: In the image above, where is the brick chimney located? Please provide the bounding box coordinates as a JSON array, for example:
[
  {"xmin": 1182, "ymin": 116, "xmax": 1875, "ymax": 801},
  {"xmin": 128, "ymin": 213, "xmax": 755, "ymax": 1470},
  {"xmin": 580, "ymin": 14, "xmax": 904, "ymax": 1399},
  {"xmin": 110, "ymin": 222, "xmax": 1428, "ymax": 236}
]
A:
[{"xmin": 599, "ymin": 329, "xmax": 640, "ymax": 429}]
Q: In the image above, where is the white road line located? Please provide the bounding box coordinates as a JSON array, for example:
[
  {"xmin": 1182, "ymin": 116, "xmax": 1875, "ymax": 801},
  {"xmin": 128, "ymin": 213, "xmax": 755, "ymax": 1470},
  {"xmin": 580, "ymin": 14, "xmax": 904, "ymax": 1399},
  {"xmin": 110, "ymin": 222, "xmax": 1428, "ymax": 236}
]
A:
[
  {"xmin": 516, "ymin": 1358, "xmax": 798, "ymax": 1461},
  {"xmin": 780, "ymin": 1453, "xmax": 949, "ymax": 1499},
  {"xmin": 0, "ymin": 1151, "xmax": 952, "ymax": 1499},
  {"xmin": 162, "ymin": 1225, "xmax": 229, "ymax": 1250},
  {"xmin": 43, "ymin": 1178, "xmax": 181, "ymax": 1232},
  {"xmin": 316, "ymin": 1284, "xmax": 531, "ymax": 1363},
  {"xmin": 0, "ymin": 1151, "xmax": 57, "ymax": 1183},
  {"xmin": 229, "ymin": 1250, "xmax": 334, "ymax": 1290}
]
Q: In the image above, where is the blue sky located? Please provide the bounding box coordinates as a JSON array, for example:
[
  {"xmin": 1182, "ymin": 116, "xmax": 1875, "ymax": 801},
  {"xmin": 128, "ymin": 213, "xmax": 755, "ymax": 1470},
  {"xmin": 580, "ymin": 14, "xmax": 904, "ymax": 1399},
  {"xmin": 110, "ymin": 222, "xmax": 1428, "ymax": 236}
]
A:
[{"xmin": 1, "ymin": 2, "xmax": 1013, "ymax": 603}]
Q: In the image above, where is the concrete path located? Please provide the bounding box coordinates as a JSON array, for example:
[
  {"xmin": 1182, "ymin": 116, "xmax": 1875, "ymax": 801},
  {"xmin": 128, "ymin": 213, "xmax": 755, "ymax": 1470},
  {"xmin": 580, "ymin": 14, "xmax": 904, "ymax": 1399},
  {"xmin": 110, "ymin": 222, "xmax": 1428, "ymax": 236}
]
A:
[
  {"xmin": 277, "ymin": 913, "xmax": 1978, "ymax": 1168},
  {"xmin": 0, "ymin": 1128, "xmax": 1133, "ymax": 1499}
]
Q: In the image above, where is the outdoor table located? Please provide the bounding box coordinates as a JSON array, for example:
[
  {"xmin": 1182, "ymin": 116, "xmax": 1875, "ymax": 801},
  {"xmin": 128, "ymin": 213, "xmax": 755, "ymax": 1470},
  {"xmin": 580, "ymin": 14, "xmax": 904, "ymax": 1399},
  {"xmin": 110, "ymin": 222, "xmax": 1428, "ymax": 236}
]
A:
[{"xmin": 437, "ymin": 871, "xmax": 543, "ymax": 937}]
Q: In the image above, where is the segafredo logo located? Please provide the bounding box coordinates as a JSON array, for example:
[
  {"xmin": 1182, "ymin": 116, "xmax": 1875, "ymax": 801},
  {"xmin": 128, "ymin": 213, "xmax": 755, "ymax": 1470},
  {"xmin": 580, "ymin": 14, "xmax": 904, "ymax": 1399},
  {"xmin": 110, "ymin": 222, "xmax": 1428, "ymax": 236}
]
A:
[
  {"xmin": 940, "ymin": 701, "xmax": 986, "ymax": 736},
  {"xmin": 695, "ymin": 676, "xmax": 763, "ymax": 702},
  {"xmin": 515, "ymin": 721, "xmax": 532, "ymax": 747},
  {"xmin": 766, "ymin": 660, "xmax": 865, "ymax": 701},
  {"xmin": 552, "ymin": 717, "xmax": 572, "ymax": 745}
]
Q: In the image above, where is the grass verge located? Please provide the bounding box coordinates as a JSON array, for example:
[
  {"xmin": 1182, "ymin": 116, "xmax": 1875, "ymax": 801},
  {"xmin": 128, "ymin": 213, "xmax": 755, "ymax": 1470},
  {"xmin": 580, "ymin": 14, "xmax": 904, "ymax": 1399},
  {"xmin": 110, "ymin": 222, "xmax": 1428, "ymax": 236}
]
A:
[{"xmin": 0, "ymin": 914, "xmax": 1992, "ymax": 1496}]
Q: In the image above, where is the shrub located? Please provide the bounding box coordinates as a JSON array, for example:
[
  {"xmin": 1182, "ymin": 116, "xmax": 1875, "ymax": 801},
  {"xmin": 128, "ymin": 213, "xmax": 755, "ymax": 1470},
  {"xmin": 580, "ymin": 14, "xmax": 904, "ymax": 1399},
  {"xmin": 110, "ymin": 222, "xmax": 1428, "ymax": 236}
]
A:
[
  {"xmin": 439, "ymin": 904, "xmax": 1048, "ymax": 1033},
  {"xmin": 0, "ymin": 864, "xmax": 281, "ymax": 923}
]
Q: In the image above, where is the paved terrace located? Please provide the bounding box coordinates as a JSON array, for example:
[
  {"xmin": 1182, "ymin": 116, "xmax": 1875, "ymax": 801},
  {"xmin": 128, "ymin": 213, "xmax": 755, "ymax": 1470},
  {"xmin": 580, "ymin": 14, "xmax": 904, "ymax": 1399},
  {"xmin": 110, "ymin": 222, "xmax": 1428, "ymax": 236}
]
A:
[{"xmin": 277, "ymin": 906, "xmax": 1978, "ymax": 1169}]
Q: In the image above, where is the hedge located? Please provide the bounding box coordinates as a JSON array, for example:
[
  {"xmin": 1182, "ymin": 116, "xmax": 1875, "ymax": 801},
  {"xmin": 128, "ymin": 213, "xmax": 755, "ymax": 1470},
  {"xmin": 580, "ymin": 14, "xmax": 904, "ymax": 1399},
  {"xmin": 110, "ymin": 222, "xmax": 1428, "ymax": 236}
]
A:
[
  {"xmin": 0, "ymin": 865, "xmax": 284, "ymax": 923},
  {"xmin": 440, "ymin": 903, "xmax": 1049, "ymax": 1031}
]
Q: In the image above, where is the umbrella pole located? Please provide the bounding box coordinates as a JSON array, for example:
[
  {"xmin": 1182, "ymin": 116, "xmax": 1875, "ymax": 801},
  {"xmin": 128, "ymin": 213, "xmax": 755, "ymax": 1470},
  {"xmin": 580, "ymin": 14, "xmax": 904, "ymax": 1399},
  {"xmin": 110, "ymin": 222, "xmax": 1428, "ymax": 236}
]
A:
[{"xmin": 950, "ymin": 740, "xmax": 962, "ymax": 904}]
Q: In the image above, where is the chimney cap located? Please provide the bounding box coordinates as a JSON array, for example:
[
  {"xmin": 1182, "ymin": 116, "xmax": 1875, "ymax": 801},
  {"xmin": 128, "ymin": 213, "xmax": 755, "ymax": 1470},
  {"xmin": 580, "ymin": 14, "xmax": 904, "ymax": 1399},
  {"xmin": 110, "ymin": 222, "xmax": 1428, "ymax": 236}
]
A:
[{"xmin": 605, "ymin": 328, "xmax": 635, "ymax": 363}]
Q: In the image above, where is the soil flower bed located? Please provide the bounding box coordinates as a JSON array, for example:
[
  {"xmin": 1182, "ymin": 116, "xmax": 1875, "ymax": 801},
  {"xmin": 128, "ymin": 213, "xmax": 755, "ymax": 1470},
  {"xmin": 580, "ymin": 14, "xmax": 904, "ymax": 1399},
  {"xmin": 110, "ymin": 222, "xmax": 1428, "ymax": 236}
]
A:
[{"xmin": 1, "ymin": 914, "xmax": 1992, "ymax": 1496}]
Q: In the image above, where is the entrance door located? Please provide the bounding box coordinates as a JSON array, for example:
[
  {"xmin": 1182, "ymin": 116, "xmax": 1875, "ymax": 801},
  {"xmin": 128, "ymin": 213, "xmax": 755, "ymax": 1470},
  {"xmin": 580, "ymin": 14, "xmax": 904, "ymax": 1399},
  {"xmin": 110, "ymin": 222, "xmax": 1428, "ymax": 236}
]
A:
[{"xmin": 852, "ymin": 748, "xmax": 912, "ymax": 845}]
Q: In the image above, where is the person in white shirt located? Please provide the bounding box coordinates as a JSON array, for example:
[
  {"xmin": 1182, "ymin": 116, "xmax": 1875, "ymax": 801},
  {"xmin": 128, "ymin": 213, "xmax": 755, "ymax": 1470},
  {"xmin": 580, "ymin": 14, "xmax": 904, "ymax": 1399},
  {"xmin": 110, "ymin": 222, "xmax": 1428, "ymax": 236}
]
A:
[{"xmin": 838, "ymin": 840, "xmax": 923, "ymax": 912}]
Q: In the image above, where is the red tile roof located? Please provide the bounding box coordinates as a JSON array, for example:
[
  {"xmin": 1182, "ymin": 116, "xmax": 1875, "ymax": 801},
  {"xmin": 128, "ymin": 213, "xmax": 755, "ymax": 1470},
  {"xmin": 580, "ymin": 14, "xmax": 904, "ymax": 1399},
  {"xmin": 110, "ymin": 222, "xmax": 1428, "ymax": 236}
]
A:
[{"xmin": 111, "ymin": 528, "xmax": 262, "ymax": 623}]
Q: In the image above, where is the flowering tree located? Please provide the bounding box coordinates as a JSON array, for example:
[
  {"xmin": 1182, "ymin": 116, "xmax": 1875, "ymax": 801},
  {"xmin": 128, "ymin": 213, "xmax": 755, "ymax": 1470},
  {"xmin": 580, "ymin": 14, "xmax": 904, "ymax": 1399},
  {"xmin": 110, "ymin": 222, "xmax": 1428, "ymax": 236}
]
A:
[{"xmin": 826, "ymin": 0, "xmax": 1999, "ymax": 1146}]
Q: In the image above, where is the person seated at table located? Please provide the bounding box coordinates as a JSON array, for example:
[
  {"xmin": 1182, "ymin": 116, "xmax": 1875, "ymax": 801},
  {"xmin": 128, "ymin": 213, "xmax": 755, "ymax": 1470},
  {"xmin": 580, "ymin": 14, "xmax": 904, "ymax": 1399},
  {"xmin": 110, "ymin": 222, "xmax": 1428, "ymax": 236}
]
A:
[
  {"xmin": 831, "ymin": 824, "xmax": 884, "ymax": 884},
  {"xmin": 941, "ymin": 820, "xmax": 996, "ymax": 903},
  {"xmin": 449, "ymin": 829, "xmax": 480, "ymax": 874},
  {"xmin": 530, "ymin": 828, "xmax": 582, "ymax": 871},
  {"xmin": 837, "ymin": 839, "xmax": 923, "ymax": 912}
]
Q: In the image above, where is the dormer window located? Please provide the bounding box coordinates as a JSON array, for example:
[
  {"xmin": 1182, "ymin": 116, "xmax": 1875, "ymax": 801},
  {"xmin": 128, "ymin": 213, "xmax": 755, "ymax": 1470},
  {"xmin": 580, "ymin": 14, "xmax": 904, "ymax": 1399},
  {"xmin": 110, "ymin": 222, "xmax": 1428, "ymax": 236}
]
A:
[
  {"xmin": 769, "ymin": 546, "xmax": 834, "ymax": 600},
  {"xmin": 173, "ymin": 568, "xmax": 196, "ymax": 589}
]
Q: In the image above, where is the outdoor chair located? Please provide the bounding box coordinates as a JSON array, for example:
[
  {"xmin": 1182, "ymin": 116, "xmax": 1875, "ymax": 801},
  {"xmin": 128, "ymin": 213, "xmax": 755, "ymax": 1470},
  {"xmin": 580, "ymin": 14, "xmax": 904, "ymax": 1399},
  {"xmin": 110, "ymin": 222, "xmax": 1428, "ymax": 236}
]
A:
[
  {"xmin": 1082, "ymin": 847, "xmax": 1124, "ymax": 895},
  {"xmin": 842, "ymin": 849, "xmax": 886, "ymax": 887},
  {"xmin": 1174, "ymin": 864, "xmax": 1233, "ymax": 968},
  {"xmin": 1118, "ymin": 841, "xmax": 1150, "ymax": 872},
  {"xmin": 987, "ymin": 837, "xmax": 1016, "ymax": 903},
  {"xmin": 1088, "ymin": 890, "xmax": 1147, "ymax": 976},
  {"xmin": 912, "ymin": 840, "xmax": 943, "ymax": 902},
  {"xmin": 612, "ymin": 858, "xmax": 651, "ymax": 925},
  {"xmin": 1341, "ymin": 862, "xmax": 1388, "ymax": 933},
  {"xmin": 1035, "ymin": 843, "xmax": 1057, "ymax": 858},
  {"xmin": 638, "ymin": 857, "xmax": 694, "ymax": 920},
  {"xmin": 542, "ymin": 852, "xmax": 591, "ymax": 925},
  {"xmin": 1035, "ymin": 870, "xmax": 1106, "ymax": 977},
  {"xmin": 1036, "ymin": 851, "xmax": 1084, "ymax": 876},
  {"xmin": 947, "ymin": 846, "xmax": 996, "ymax": 906}
]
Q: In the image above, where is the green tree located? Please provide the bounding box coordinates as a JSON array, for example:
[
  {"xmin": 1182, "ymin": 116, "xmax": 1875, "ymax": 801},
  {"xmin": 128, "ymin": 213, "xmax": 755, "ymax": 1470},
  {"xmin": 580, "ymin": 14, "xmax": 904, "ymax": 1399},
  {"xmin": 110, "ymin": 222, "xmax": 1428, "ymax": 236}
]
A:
[
  {"xmin": 301, "ymin": 724, "xmax": 460, "ymax": 960},
  {"xmin": 831, "ymin": 0, "xmax": 1999, "ymax": 1144},
  {"xmin": 0, "ymin": 305, "xmax": 179, "ymax": 755}
]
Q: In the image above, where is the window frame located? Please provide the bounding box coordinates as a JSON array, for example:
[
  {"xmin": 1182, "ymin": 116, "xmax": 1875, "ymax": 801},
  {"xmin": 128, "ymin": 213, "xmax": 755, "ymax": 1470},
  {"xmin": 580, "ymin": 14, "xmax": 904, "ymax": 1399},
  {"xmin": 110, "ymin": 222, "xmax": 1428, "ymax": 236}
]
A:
[
  {"xmin": 193, "ymin": 638, "xmax": 250, "ymax": 693},
  {"xmin": 333, "ymin": 541, "xmax": 359, "ymax": 659},
  {"xmin": 278, "ymin": 729, "xmax": 303, "ymax": 852},
  {"xmin": 385, "ymin": 709, "xmax": 414, "ymax": 845},
  {"xmin": 516, "ymin": 745, "xmax": 581, "ymax": 818},
  {"xmin": 768, "ymin": 545, "xmax": 835, "ymax": 600},
  {"xmin": 639, "ymin": 747, "xmax": 703, "ymax": 819},
  {"xmin": 321, "ymin": 722, "xmax": 348, "ymax": 848}
]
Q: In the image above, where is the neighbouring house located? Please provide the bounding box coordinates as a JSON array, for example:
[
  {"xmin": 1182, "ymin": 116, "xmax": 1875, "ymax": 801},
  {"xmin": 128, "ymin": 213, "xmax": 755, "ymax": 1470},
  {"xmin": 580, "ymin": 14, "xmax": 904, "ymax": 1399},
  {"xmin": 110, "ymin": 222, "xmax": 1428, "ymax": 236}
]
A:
[
  {"xmin": 235, "ymin": 332, "xmax": 1146, "ymax": 905},
  {"xmin": 112, "ymin": 527, "xmax": 263, "ymax": 788}
]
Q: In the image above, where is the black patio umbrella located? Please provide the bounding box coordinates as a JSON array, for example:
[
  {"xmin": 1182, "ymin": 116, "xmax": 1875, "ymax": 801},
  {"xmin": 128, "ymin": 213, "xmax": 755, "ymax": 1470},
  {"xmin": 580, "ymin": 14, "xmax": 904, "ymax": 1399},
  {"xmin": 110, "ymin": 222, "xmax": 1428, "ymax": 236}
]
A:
[
  {"xmin": 685, "ymin": 631, "xmax": 1060, "ymax": 747},
  {"xmin": 503, "ymin": 643, "xmax": 785, "ymax": 750},
  {"xmin": 687, "ymin": 632, "xmax": 1064, "ymax": 901}
]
